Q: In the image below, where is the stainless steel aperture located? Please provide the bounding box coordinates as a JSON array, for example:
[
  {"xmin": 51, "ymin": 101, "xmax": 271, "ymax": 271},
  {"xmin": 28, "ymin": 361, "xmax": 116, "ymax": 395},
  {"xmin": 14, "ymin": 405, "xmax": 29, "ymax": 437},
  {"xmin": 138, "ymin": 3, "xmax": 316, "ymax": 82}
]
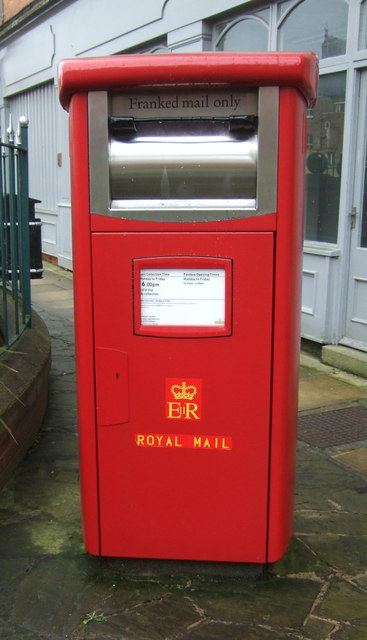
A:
[
  {"xmin": 109, "ymin": 119, "xmax": 257, "ymax": 201},
  {"xmin": 88, "ymin": 88, "xmax": 279, "ymax": 220}
]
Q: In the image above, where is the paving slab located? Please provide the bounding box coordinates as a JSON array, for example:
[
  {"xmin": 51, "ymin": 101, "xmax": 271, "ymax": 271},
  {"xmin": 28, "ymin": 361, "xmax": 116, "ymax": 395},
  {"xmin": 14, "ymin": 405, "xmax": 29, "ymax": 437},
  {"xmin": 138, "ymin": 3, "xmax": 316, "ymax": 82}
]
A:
[
  {"xmin": 333, "ymin": 447, "xmax": 367, "ymax": 474},
  {"xmin": 0, "ymin": 264, "xmax": 366, "ymax": 639},
  {"xmin": 299, "ymin": 371, "xmax": 367, "ymax": 412}
]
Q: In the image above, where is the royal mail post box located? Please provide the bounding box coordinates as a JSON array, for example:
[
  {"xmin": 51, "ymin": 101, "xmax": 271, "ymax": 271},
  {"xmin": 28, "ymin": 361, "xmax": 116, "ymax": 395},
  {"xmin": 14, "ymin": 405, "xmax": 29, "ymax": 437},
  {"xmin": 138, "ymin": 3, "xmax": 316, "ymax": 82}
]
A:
[{"xmin": 59, "ymin": 53, "xmax": 318, "ymax": 563}]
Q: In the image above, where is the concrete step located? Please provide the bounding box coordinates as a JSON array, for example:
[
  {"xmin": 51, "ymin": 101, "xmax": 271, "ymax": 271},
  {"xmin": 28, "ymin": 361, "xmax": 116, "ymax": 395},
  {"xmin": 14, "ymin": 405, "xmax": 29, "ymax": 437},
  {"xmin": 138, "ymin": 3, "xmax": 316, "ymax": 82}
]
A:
[{"xmin": 321, "ymin": 345, "xmax": 367, "ymax": 379}]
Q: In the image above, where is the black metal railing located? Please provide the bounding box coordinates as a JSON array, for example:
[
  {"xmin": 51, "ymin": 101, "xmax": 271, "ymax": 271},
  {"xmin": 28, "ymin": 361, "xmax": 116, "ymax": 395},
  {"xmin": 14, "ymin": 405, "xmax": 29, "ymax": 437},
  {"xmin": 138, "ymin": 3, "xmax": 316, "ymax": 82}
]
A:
[{"xmin": 0, "ymin": 118, "xmax": 31, "ymax": 347}]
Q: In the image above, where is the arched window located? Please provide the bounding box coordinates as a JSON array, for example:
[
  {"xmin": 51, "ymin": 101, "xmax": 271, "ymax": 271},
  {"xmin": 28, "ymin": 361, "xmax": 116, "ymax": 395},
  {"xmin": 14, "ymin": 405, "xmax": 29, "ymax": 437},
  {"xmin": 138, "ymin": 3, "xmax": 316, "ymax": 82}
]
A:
[
  {"xmin": 118, "ymin": 40, "xmax": 169, "ymax": 55},
  {"xmin": 212, "ymin": 0, "xmax": 348, "ymax": 245},
  {"xmin": 149, "ymin": 46, "xmax": 170, "ymax": 54},
  {"xmin": 278, "ymin": 0, "xmax": 348, "ymax": 58},
  {"xmin": 215, "ymin": 9, "xmax": 270, "ymax": 52}
]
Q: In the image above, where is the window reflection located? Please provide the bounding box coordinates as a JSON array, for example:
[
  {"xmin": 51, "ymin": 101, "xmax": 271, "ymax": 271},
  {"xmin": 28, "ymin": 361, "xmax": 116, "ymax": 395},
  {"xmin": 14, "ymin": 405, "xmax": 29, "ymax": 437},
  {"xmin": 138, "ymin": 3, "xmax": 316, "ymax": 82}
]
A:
[
  {"xmin": 214, "ymin": 1, "xmax": 348, "ymax": 245},
  {"xmin": 305, "ymin": 73, "xmax": 346, "ymax": 243},
  {"xmin": 278, "ymin": 0, "xmax": 348, "ymax": 58}
]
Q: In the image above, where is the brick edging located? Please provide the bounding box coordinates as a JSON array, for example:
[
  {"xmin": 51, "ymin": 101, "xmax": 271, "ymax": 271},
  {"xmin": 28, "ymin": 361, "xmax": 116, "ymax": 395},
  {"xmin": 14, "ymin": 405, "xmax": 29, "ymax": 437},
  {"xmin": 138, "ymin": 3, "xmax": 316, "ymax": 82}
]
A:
[{"xmin": 0, "ymin": 310, "xmax": 51, "ymax": 488}]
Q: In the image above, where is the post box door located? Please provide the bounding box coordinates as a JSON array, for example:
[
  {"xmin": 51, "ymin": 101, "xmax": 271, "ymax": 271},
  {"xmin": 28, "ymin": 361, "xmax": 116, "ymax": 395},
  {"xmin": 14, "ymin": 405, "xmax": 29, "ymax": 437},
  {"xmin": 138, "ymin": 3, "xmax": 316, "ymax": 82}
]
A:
[{"xmin": 91, "ymin": 231, "xmax": 274, "ymax": 562}]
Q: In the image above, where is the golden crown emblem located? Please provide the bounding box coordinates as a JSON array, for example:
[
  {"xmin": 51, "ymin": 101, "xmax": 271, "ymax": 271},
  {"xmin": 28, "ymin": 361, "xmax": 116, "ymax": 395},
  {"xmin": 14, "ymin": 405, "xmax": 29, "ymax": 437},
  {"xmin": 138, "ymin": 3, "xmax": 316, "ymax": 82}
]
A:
[{"xmin": 170, "ymin": 381, "xmax": 197, "ymax": 400}]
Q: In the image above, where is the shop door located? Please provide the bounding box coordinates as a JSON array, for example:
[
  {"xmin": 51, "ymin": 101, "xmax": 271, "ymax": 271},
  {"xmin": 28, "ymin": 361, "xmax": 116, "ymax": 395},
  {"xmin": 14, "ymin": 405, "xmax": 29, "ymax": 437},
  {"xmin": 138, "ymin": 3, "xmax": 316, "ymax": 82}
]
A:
[
  {"xmin": 91, "ymin": 231, "xmax": 274, "ymax": 562},
  {"xmin": 344, "ymin": 71, "xmax": 367, "ymax": 350}
]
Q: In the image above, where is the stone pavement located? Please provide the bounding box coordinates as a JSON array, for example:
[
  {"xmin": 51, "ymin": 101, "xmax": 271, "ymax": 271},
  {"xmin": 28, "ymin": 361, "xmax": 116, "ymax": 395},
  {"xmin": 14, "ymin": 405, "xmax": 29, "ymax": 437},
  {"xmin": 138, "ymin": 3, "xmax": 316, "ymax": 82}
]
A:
[{"xmin": 0, "ymin": 264, "xmax": 367, "ymax": 640}]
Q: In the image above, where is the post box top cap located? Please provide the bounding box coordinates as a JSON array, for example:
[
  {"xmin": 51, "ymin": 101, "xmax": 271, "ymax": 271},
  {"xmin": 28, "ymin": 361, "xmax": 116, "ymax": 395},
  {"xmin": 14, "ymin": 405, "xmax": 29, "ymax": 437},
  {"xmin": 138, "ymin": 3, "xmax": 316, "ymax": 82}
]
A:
[{"xmin": 58, "ymin": 52, "xmax": 318, "ymax": 111}]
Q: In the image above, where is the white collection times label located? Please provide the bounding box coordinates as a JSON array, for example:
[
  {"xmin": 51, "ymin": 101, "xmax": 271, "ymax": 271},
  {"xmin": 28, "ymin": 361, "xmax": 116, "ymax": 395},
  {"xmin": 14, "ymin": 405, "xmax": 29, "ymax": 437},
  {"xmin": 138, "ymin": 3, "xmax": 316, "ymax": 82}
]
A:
[{"xmin": 140, "ymin": 268, "xmax": 225, "ymax": 327}]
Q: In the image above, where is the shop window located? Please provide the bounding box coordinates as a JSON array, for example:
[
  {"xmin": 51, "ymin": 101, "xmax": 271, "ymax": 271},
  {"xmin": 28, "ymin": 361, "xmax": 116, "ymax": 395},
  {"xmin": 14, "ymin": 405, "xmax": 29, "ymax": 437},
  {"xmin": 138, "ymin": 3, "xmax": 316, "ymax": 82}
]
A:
[
  {"xmin": 362, "ymin": 166, "xmax": 367, "ymax": 248},
  {"xmin": 359, "ymin": 0, "xmax": 367, "ymax": 50},
  {"xmin": 307, "ymin": 134, "xmax": 314, "ymax": 150},
  {"xmin": 215, "ymin": 9, "xmax": 270, "ymax": 51},
  {"xmin": 213, "ymin": 1, "xmax": 349, "ymax": 245},
  {"xmin": 278, "ymin": 0, "xmax": 348, "ymax": 58},
  {"xmin": 305, "ymin": 73, "xmax": 346, "ymax": 244}
]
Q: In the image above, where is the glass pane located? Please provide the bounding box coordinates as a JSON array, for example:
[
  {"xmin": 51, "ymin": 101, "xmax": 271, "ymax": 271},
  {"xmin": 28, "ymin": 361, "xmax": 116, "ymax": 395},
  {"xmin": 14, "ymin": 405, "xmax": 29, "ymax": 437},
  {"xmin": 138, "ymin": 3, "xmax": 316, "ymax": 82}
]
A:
[
  {"xmin": 278, "ymin": 0, "xmax": 348, "ymax": 58},
  {"xmin": 140, "ymin": 268, "xmax": 225, "ymax": 327},
  {"xmin": 359, "ymin": 0, "xmax": 367, "ymax": 50},
  {"xmin": 305, "ymin": 73, "xmax": 346, "ymax": 243},
  {"xmin": 361, "ymin": 162, "xmax": 367, "ymax": 248},
  {"xmin": 277, "ymin": 0, "xmax": 297, "ymax": 19},
  {"xmin": 217, "ymin": 17, "xmax": 269, "ymax": 52}
]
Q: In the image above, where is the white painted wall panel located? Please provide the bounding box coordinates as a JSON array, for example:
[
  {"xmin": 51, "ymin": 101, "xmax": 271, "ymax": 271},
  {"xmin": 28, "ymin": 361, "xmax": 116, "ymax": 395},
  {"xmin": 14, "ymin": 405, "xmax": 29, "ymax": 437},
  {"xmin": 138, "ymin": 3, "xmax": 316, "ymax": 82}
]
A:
[
  {"xmin": 8, "ymin": 82, "xmax": 57, "ymax": 211},
  {"xmin": 8, "ymin": 82, "xmax": 58, "ymax": 256},
  {"xmin": 3, "ymin": 23, "xmax": 55, "ymax": 87}
]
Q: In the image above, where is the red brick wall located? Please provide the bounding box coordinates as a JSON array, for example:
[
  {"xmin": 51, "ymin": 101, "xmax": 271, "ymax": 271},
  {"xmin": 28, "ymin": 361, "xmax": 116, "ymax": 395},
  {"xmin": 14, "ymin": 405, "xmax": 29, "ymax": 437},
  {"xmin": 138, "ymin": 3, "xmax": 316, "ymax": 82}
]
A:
[{"xmin": 3, "ymin": 0, "xmax": 35, "ymax": 22}]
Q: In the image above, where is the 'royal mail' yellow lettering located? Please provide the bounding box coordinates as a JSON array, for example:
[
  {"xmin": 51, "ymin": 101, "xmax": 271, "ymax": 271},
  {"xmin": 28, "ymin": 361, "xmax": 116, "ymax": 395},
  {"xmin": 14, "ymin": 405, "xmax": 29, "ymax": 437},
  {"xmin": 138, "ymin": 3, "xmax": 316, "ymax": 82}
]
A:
[{"xmin": 135, "ymin": 433, "xmax": 232, "ymax": 450}]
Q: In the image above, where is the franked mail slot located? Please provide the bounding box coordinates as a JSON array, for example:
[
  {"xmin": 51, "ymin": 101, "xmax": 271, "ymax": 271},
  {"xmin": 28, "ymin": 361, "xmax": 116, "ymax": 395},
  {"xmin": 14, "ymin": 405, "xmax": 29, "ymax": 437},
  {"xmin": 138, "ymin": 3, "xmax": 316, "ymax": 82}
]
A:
[
  {"xmin": 88, "ymin": 86, "xmax": 279, "ymax": 221},
  {"xmin": 109, "ymin": 117, "xmax": 258, "ymax": 202}
]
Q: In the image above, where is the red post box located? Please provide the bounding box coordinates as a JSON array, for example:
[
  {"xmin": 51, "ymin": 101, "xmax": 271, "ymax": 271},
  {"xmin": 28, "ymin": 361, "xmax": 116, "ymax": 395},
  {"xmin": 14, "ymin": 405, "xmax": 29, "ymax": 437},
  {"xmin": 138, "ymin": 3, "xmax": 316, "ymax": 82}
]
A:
[{"xmin": 59, "ymin": 53, "xmax": 318, "ymax": 563}]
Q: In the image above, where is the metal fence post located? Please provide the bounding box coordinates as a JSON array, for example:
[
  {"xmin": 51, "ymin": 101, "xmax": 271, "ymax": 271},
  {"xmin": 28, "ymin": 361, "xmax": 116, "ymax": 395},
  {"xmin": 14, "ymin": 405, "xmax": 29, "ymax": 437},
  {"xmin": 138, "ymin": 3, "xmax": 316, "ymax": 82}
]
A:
[
  {"xmin": 0, "ymin": 116, "xmax": 32, "ymax": 347},
  {"xmin": 17, "ymin": 117, "xmax": 31, "ymax": 326}
]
